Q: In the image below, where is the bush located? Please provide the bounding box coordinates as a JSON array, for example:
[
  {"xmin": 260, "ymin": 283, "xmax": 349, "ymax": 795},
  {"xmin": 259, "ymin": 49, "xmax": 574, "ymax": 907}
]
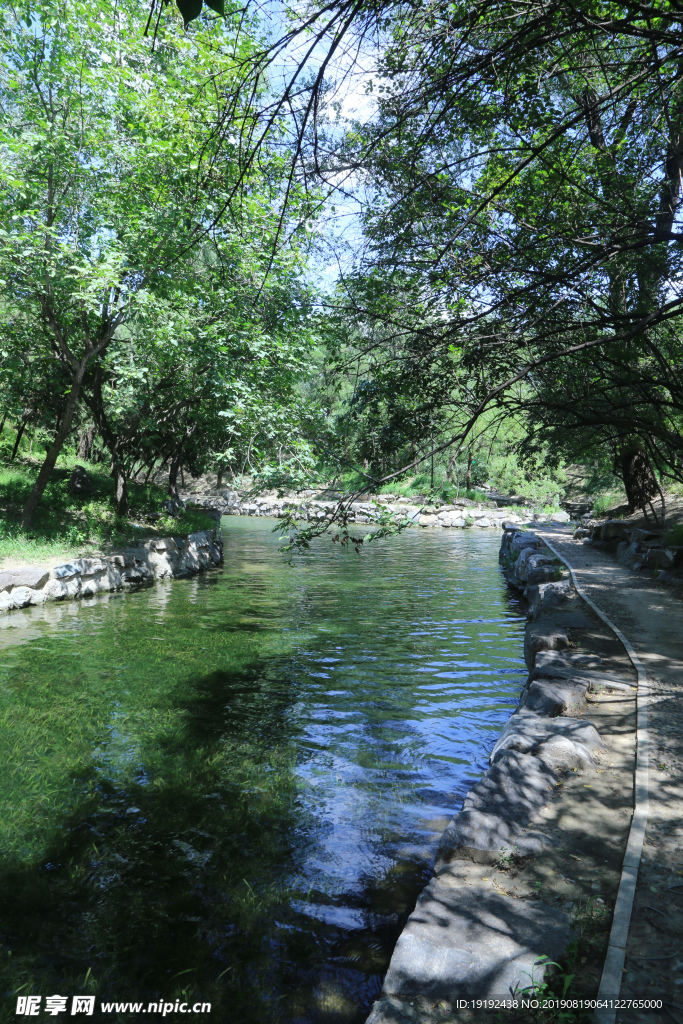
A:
[{"xmin": 665, "ymin": 523, "xmax": 683, "ymax": 546}]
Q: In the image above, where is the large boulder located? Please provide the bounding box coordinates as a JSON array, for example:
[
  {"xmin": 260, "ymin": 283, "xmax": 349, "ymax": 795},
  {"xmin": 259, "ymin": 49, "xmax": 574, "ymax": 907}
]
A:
[
  {"xmin": 68, "ymin": 465, "xmax": 93, "ymax": 495},
  {"xmin": 600, "ymin": 520, "xmax": 633, "ymax": 543},
  {"xmin": 617, "ymin": 540, "xmax": 642, "ymax": 569},
  {"xmin": 490, "ymin": 714, "xmax": 605, "ymax": 770},
  {"xmin": 527, "ymin": 564, "xmax": 557, "ymax": 585},
  {"xmin": 531, "ymin": 650, "xmax": 602, "ymax": 680},
  {"xmin": 0, "ymin": 568, "xmax": 50, "ymax": 592},
  {"xmin": 642, "ymin": 547, "xmax": 679, "ymax": 570},
  {"xmin": 527, "ymin": 579, "xmax": 573, "ymax": 619},
  {"xmin": 510, "ymin": 531, "xmax": 541, "ymax": 556},
  {"xmin": 519, "ymin": 678, "xmax": 589, "ymax": 717},
  {"xmin": 369, "ymin": 884, "xmax": 570, "ymax": 1008},
  {"xmin": 436, "ymin": 750, "xmax": 558, "ymax": 864},
  {"xmin": 515, "ymin": 548, "xmax": 554, "ymax": 582},
  {"xmin": 550, "ymin": 510, "xmax": 570, "ymax": 523},
  {"xmin": 524, "ymin": 624, "xmax": 571, "ymax": 669}
]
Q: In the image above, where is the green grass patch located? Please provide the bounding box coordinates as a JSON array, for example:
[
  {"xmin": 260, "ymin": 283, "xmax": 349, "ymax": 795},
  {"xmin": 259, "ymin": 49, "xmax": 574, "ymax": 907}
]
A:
[
  {"xmin": 0, "ymin": 460, "xmax": 215, "ymax": 567},
  {"xmin": 664, "ymin": 522, "xmax": 683, "ymax": 546}
]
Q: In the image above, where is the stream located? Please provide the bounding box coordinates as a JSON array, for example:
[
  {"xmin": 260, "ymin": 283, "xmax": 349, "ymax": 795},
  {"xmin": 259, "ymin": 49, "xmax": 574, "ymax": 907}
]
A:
[{"xmin": 0, "ymin": 518, "xmax": 525, "ymax": 1022}]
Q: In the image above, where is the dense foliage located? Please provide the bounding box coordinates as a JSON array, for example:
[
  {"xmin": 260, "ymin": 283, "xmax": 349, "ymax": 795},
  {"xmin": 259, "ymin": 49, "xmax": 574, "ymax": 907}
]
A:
[
  {"xmin": 0, "ymin": 0, "xmax": 321, "ymax": 527},
  {"xmin": 2, "ymin": 0, "xmax": 683, "ymax": 535},
  {"xmin": 208, "ymin": 0, "xmax": 683, "ymax": 509}
]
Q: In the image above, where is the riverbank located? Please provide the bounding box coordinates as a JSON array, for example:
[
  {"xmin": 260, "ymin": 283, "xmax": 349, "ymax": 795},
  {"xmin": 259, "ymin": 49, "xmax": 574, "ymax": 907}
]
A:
[
  {"xmin": 0, "ymin": 460, "xmax": 218, "ymax": 568},
  {"xmin": 187, "ymin": 489, "xmax": 571, "ymax": 530},
  {"xmin": 534, "ymin": 527, "xmax": 683, "ymax": 1024},
  {"xmin": 366, "ymin": 526, "xmax": 645, "ymax": 1023},
  {"xmin": 0, "ymin": 527, "xmax": 223, "ymax": 615},
  {"xmin": 578, "ymin": 502, "xmax": 683, "ymax": 592}
]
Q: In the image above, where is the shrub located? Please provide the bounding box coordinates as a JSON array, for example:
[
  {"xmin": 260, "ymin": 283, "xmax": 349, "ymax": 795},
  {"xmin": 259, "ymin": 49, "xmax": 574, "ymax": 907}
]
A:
[{"xmin": 665, "ymin": 523, "xmax": 683, "ymax": 546}]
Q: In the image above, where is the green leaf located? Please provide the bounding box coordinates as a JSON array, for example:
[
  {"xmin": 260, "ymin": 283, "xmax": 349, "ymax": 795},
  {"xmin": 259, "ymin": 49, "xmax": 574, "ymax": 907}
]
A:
[
  {"xmin": 204, "ymin": 0, "xmax": 225, "ymax": 14},
  {"xmin": 176, "ymin": 0, "xmax": 203, "ymax": 27}
]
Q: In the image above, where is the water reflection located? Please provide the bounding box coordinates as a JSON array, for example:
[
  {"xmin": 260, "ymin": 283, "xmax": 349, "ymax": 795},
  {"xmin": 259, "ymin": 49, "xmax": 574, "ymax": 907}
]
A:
[{"xmin": 0, "ymin": 519, "xmax": 525, "ymax": 1022}]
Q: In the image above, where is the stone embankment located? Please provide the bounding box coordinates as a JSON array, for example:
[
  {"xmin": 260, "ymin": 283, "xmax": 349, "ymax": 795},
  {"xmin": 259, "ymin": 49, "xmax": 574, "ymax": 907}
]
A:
[
  {"xmin": 189, "ymin": 490, "xmax": 571, "ymax": 530},
  {"xmin": 0, "ymin": 528, "xmax": 223, "ymax": 616},
  {"xmin": 578, "ymin": 518, "xmax": 683, "ymax": 586},
  {"xmin": 366, "ymin": 526, "xmax": 638, "ymax": 1023}
]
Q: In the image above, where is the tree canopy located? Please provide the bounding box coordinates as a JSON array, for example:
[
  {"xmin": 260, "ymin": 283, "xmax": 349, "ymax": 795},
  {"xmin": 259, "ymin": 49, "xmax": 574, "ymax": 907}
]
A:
[
  {"xmin": 0, "ymin": 0, "xmax": 321, "ymax": 524},
  {"xmin": 2, "ymin": 0, "xmax": 682, "ymax": 528}
]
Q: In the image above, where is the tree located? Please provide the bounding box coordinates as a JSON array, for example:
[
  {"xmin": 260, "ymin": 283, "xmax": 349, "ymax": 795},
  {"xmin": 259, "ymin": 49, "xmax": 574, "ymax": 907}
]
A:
[
  {"xmin": 79, "ymin": 233, "xmax": 321, "ymax": 510},
  {"xmin": 201, "ymin": 0, "xmax": 683, "ymax": 509},
  {"xmin": 0, "ymin": 0, "xmax": 265, "ymax": 526}
]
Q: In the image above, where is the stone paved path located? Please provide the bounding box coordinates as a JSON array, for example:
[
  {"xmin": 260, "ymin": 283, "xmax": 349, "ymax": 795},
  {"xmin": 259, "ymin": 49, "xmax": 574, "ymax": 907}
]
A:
[{"xmin": 537, "ymin": 526, "xmax": 683, "ymax": 1024}]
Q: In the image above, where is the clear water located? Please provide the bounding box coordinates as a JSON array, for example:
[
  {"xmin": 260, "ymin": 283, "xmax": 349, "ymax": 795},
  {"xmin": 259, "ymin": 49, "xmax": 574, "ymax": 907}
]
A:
[{"xmin": 0, "ymin": 518, "xmax": 525, "ymax": 1022}]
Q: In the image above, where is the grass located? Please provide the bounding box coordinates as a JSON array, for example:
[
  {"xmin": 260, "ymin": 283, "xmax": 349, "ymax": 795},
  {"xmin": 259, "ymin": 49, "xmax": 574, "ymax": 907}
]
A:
[
  {"xmin": 493, "ymin": 895, "xmax": 610, "ymax": 1024},
  {"xmin": 665, "ymin": 522, "xmax": 683, "ymax": 546},
  {"xmin": 332, "ymin": 469, "xmax": 493, "ymax": 504},
  {"xmin": 0, "ymin": 459, "xmax": 215, "ymax": 568}
]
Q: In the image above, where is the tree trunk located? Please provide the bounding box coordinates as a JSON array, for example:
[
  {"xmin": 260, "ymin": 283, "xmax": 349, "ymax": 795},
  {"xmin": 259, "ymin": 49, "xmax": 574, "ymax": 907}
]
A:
[
  {"xmin": 113, "ymin": 461, "xmax": 129, "ymax": 516},
  {"xmin": 78, "ymin": 425, "xmax": 95, "ymax": 460},
  {"xmin": 466, "ymin": 450, "xmax": 473, "ymax": 491},
  {"xmin": 143, "ymin": 461, "xmax": 156, "ymax": 485},
  {"xmin": 21, "ymin": 363, "xmax": 88, "ymax": 529},
  {"xmin": 619, "ymin": 446, "xmax": 663, "ymax": 522},
  {"xmin": 11, "ymin": 419, "xmax": 27, "ymax": 461},
  {"xmin": 0, "ymin": 411, "xmax": 7, "ymax": 435},
  {"xmin": 168, "ymin": 455, "xmax": 181, "ymax": 499},
  {"xmin": 217, "ymin": 467, "xmax": 223, "ymax": 489},
  {"xmin": 81, "ymin": 364, "xmax": 133, "ymax": 519}
]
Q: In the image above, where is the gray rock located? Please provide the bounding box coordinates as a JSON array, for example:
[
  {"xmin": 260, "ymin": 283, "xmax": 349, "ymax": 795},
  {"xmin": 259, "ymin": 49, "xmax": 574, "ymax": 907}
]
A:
[
  {"xmin": 52, "ymin": 562, "xmax": 83, "ymax": 581},
  {"xmin": 531, "ymin": 650, "xmax": 602, "ymax": 680},
  {"xmin": 527, "ymin": 580, "xmax": 573, "ymax": 619},
  {"xmin": 524, "ymin": 625, "xmax": 571, "ymax": 669},
  {"xmin": 11, "ymin": 586, "xmax": 34, "ymax": 609},
  {"xmin": 527, "ymin": 565, "xmax": 557, "ymax": 585},
  {"xmin": 617, "ymin": 540, "xmax": 641, "ymax": 568},
  {"xmin": 550, "ymin": 511, "xmax": 570, "ymax": 523},
  {"xmin": 68, "ymin": 465, "xmax": 93, "ymax": 495},
  {"xmin": 0, "ymin": 568, "xmax": 50, "ymax": 592},
  {"xmin": 121, "ymin": 564, "xmax": 153, "ymax": 585},
  {"xmin": 519, "ymin": 678, "xmax": 589, "ymax": 717},
  {"xmin": 529, "ymin": 651, "xmax": 632, "ymax": 690},
  {"xmin": 600, "ymin": 520, "xmax": 633, "ymax": 542},
  {"xmin": 436, "ymin": 750, "xmax": 557, "ymax": 865},
  {"xmin": 533, "ymin": 734, "xmax": 597, "ymax": 771},
  {"xmin": 139, "ymin": 537, "xmax": 178, "ymax": 553},
  {"xmin": 642, "ymin": 547, "xmax": 676, "ymax": 570},
  {"xmin": 631, "ymin": 528, "xmax": 660, "ymax": 544},
  {"xmin": 511, "ymin": 532, "xmax": 541, "ymax": 556},
  {"xmin": 515, "ymin": 548, "xmax": 554, "ymax": 581},
  {"xmin": 372, "ymin": 884, "xmax": 570, "ymax": 1006},
  {"xmin": 43, "ymin": 578, "xmax": 69, "ymax": 601},
  {"xmin": 490, "ymin": 714, "xmax": 604, "ymax": 768},
  {"xmin": 474, "ymin": 518, "xmax": 491, "ymax": 528}
]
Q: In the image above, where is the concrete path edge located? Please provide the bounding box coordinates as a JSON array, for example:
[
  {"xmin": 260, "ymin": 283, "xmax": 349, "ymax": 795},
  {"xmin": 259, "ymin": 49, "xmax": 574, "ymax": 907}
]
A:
[{"xmin": 538, "ymin": 532, "xmax": 650, "ymax": 1024}]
